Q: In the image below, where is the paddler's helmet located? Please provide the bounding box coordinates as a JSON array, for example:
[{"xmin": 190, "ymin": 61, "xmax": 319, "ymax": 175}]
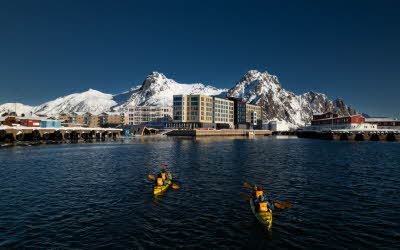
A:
[
  {"xmin": 257, "ymin": 186, "xmax": 262, "ymax": 191},
  {"xmin": 157, "ymin": 173, "xmax": 162, "ymax": 178}
]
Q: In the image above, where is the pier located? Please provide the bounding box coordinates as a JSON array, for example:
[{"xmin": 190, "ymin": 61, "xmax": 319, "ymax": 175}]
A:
[
  {"xmin": 0, "ymin": 126, "xmax": 122, "ymax": 144},
  {"xmin": 165, "ymin": 129, "xmax": 272, "ymax": 136},
  {"xmin": 297, "ymin": 130, "xmax": 400, "ymax": 142}
]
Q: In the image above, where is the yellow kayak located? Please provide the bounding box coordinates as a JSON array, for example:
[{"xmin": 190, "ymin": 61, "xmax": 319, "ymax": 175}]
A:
[
  {"xmin": 153, "ymin": 172, "xmax": 173, "ymax": 196},
  {"xmin": 250, "ymin": 198, "xmax": 273, "ymax": 231}
]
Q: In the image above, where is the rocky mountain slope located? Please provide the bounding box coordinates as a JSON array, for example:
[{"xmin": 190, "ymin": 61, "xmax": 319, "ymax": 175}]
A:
[
  {"xmin": 117, "ymin": 72, "xmax": 227, "ymax": 109},
  {"xmin": 227, "ymin": 70, "xmax": 356, "ymax": 127},
  {"xmin": 0, "ymin": 70, "xmax": 357, "ymax": 127}
]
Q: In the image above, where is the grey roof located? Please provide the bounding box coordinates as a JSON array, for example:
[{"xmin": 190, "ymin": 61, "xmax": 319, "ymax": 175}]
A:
[{"xmin": 365, "ymin": 117, "xmax": 398, "ymax": 122}]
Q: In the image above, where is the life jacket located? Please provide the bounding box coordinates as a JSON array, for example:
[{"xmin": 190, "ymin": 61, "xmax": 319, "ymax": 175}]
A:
[
  {"xmin": 161, "ymin": 172, "xmax": 167, "ymax": 180},
  {"xmin": 255, "ymin": 190, "xmax": 263, "ymax": 198},
  {"xmin": 157, "ymin": 178, "xmax": 164, "ymax": 186},
  {"xmin": 259, "ymin": 202, "xmax": 268, "ymax": 212}
]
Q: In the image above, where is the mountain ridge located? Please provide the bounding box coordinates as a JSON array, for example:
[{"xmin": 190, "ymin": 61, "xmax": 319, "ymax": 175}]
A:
[{"xmin": 0, "ymin": 70, "xmax": 357, "ymax": 127}]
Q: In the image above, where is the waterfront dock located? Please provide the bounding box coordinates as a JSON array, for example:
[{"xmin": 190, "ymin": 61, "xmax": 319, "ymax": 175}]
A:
[
  {"xmin": 297, "ymin": 130, "xmax": 400, "ymax": 142},
  {"xmin": 0, "ymin": 126, "xmax": 122, "ymax": 144},
  {"xmin": 165, "ymin": 129, "xmax": 272, "ymax": 136}
]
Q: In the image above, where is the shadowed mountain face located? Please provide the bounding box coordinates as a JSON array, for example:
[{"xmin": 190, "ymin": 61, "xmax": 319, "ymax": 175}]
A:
[{"xmin": 0, "ymin": 70, "xmax": 356, "ymax": 127}]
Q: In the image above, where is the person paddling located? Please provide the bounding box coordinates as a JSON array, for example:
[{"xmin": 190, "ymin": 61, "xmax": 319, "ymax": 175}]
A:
[
  {"xmin": 155, "ymin": 173, "xmax": 166, "ymax": 186},
  {"xmin": 253, "ymin": 186, "xmax": 274, "ymax": 212},
  {"xmin": 161, "ymin": 165, "xmax": 169, "ymax": 181}
]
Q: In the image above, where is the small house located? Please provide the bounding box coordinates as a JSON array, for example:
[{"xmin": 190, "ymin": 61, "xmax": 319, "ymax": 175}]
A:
[{"xmin": 40, "ymin": 120, "xmax": 62, "ymax": 128}]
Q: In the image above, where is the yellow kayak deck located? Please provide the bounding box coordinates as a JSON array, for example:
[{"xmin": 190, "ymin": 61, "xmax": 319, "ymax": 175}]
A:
[
  {"xmin": 153, "ymin": 172, "xmax": 173, "ymax": 196},
  {"xmin": 250, "ymin": 199, "xmax": 273, "ymax": 230}
]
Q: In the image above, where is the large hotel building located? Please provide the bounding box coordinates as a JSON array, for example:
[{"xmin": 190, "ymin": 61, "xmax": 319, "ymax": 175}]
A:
[
  {"xmin": 172, "ymin": 95, "xmax": 262, "ymax": 129},
  {"xmin": 126, "ymin": 105, "xmax": 173, "ymax": 125}
]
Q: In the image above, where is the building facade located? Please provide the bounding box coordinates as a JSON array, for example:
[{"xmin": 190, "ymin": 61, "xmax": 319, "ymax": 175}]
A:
[
  {"xmin": 126, "ymin": 106, "xmax": 172, "ymax": 125},
  {"xmin": 365, "ymin": 118, "xmax": 400, "ymax": 130},
  {"xmin": 40, "ymin": 120, "xmax": 62, "ymax": 128},
  {"xmin": 69, "ymin": 112, "xmax": 85, "ymax": 126},
  {"xmin": 245, "ymin": 103, "xmax": 262, "ymax": 128},
  {"xmin": 310, "ymin": 113, "xmax": 377, "ymax": 130},
  {"xmin": 213, "ymin": 97, "xmax": 234, "ymax": 128},
  {"xmin": 172, "ymin": 95, "xmax": 234, "ymax": 128},
  {"xmin": 227, "ymin": 98, "xmax": 263, "ymax": 129},
  {"xmin": 20, "ymin": 118, "xmax": 41, "ymax": 127},
  {"xmin": 99, "ymin": 112, "xmax": 125, "ymax": 127},
  {"xmin": 269, "ymin": 120, "xmax": 290, "ymax": 132}
]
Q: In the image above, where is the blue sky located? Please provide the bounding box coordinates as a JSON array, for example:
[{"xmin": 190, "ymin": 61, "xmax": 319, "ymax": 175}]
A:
[{"xmin": 0, "ymin": 0, "xmax": 399, "ymax": 117}]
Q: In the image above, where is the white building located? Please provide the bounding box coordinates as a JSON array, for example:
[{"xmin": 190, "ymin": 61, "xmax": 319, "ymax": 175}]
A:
[
  {"xmin": 126, "ymin": 106, "xmax": 173, "ymax": 125},
  {"xmin": 269, "ymin": 120, "xmax": 290, "ymax": 132},
  {"xmin": 365, "ymin": 117, "xmax": 400, "ymax": 130}
]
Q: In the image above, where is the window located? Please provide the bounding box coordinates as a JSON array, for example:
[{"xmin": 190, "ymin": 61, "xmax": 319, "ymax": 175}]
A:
[{"xmin": 174, "ymin": 96, "xmax": 182, "ymax": 101}]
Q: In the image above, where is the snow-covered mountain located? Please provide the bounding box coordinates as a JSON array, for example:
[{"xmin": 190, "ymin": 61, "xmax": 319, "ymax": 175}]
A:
[
  {"xmin": 0, "ymin": 103, "xmax": 34, "ymax": 116},
  {"xmin": 227, "ymin": 70, "xmax": 356, "ymax": 127},
  {"xmin": 0, "ymin": 70, "xmax": 357, "ymax": 127},
  {"xmin": 119, "ymin": 72, "xmax": 227, "ymax": 108},
  {"xmin": 33, "ymin": 89, "xmax": 118, "ymax": 115}
]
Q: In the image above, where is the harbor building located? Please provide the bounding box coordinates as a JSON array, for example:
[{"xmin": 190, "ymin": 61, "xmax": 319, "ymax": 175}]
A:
[
  {"xmin": 69, "ymin": 112, "xmax": 86, "ymax": 126},
  {"xmin": 300, "ymin": 112, "xmax": 400, "ymax": 141},
  {"xmin": 99, "ymin": 112, "xmax": 127, "ymax": 128},
  {"xmin": 309, "ymin": 112, "xmax": 377, "ymax": 130},
  {"xmin": 213, "ymin": 97, "xmax": 234, "ymax": 129},
  {"xmin": 19, "ymin": 117, "xmax": 42, "ymax": 127},
  {"xmin": 365, "ymin": 117, "xmax": 400, "ymax": 130},
  {"xmin": 83, "ymin": 112, "xmax": 100, "ymax": 128},
  {"xmin": 126, "ymin": 105, "xmax": 173, "ymax": 125},
  {"xmin": 245, "ymin": 103, "xmax": 262, "ymax": 128},
  {"xmin": 40, "ymin": 120, "xmax": 62, "ymax": 128},
  {"xmin": 268, "ymin": 120, "xmax": 290, "ymax": 132},
  {"xmin": 59, "ymin": 112, "xmax": 101, "ymax": 128},
  {"xmin": 227, "ymin": 98, "xmax": 263, "ymax": 129},
  {"xmin": 172, "ymin": 95, "xmax": 234, "ymax": 128}
]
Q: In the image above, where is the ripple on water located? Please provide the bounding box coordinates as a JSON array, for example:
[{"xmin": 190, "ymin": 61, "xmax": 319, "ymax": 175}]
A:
[{"xmin": 0, "ymin": 137, "xmax": 399, "ymax": 249}]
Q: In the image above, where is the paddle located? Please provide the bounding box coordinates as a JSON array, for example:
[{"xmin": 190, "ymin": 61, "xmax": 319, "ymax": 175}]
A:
[
  {"xmin": 240, "ymin": 193, "xmax": 252, "ymax": 199},
  {"xmin": 148, "ymin": 174, "xmax": 155, "ymax": 180},
  {"xmin": 243, "ymin": 183, "xmax": 253, "ymax": 189},
  {"xmin": 274, "ymin": 202, "xmax": 292, "ymax": 209},
  {"xmin": 172, "ymin": 184, "xmax": 180, "ymax": 190}
]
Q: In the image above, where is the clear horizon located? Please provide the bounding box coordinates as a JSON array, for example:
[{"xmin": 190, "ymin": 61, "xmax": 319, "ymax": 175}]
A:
[{"xmin": 1, "ymin": 0, "xmax": 399, "ymax": 118}]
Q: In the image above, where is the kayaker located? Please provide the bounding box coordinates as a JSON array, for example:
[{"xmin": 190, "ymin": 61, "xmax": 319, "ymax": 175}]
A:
[
  {"xmin": 253, "ymin": 186, "xmax": 275, "ymax": 212},
  {"xmin": 255, "ymin": 186, "xmax": 264, "ymax": 200},
  {"xmin": 155, "ymin": 173, "xmax": 166, "ymax": 186},
  {"xmin": 161, "ymin": 168, "xmax": 169, "ymax": 181},
  {"xmin": 258, "ymin": 195, "xmax": 269, "ymax": 212}
]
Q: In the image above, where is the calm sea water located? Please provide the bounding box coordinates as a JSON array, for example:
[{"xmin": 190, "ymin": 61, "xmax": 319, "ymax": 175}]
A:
[{"xmin": 0, "ymin": 136, "xmax": 399, "ymax": 249}]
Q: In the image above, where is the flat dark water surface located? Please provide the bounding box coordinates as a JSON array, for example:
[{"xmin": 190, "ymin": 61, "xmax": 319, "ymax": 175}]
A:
[{"xmin": 0, "ymin": 136, "xmax": 399, "ymax": 249}]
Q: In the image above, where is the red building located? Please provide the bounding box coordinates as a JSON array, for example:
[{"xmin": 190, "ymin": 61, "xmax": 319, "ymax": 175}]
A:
[
  {"xmin": 312, "ymin": 112, "xmax": 338, "ymax": 120},
  {"xmin": 309, "ymin": 113, "xmax": 374, "ymax": 130},
  {"xmin": 311, "ymin": 114, "xmax": 365, "ymax": 126},
  {"xmin": 20, "ymin": 118, "xmax": 41, "ymax": 127}
]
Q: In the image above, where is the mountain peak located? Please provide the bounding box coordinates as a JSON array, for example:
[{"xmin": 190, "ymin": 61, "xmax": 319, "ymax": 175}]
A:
[
  {"xmin": 147, "ymin": 71, "xmax": 167, "ymax": 80},
  {"xmin": 245, "ymin": 70, "xmax": 261, "ymax": 77}
]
